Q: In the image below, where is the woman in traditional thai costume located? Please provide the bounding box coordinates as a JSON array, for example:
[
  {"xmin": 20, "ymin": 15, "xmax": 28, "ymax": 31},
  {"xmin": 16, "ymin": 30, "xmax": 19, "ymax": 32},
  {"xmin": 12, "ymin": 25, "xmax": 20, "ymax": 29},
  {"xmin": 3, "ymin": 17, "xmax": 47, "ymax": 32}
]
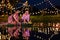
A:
[
  {"xmin": 7, "ymin": 10, "xmax": 20, "ymax": 37},
  {"xmin": 22, "ymin": 28, "xmax": 30, "ymax": 40},
  {"xmin": 22, "ymin": 11, "xmax": 30, "ymax": 23}
]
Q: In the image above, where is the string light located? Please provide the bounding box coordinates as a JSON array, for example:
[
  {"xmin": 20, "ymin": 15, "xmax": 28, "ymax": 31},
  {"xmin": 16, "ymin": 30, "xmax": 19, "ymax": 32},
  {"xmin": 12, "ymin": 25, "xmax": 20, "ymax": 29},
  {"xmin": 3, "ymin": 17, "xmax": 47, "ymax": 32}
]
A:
[
  {"xmin": 42, "ymin": 2, "xmax": 44, "ymax": 3},
  {"xmin": 12, "ymin": 8, "xmax": 15, "ymax": 10},
  {"xmin": 39, "ymin": 37, "xmax": 41, "ymax": 39},
  {"xmin": 37, "ymin": 4, "xmax": 39, "ymax": 5},
  {"xmin": 6, "ymin": 12, "xmax": 8, "ymax": 13},
  {"xmin": 2, "ymin": 15, "xmax": 4, "ymax": 17},
  {"xmin": 16, "ymin": 6, "xmax": 23, "ymax": 10},
  {"xmin": 16, "ymin": 1, "xmax": 18, "ymax": 3},
  {"xmin": 13, "ymin": 10, "xmax": 15, "ymax": 12},
  {"xmin": 34, "ymin": 4, "xmax": 36, "ymax": 6},
  {"xmin": 15, "ymin": 0, "xmax": 60, "ymax": 15},
  {"xmin": 33, "ymin": 0, "xmax": 58, "ymax": 13},
  {"xmin": 48, "ymin": 12, "xmax": 49, "ymax": 13},
  {"xmin": 36, "ymin": 12, "xmax": 37, "ymax": 14},
  {"xmin": 2, "ymin": 11, "xmax": 4, "ymax": 12},
  {"xmin": 48, "ymin": 0, "xmax": 59, "ymax": 10},
  {"xmin": 37, "ymin": 36, "xmax": 39, "ymax": 38},
  {"xmin": 0, "ymin": 0, "xmax": 59, "ymax": 15},
  {"xmin": 29, "ymin": 5, "xmax": 30, "ymax": 6},
  {"xmin": 9, "ymin": 13, "xmax": 11, "ymax": 14},
  {"xmin": 39, "ymin": 3, "xmax": 41, "ymax": 5},
  {"xmin": 33, "ymin": 13, "xmax": 34, "ymax": 15},
  {"xmin": 34, "ymin": 35, "xmax": 36, "ymax": 37},
  {"xmin": 38, "ymin": 12, "xmax": 40, "ymax": 13},
  {"xmin": 20, "ymin": 14, "xmax": 22, "ymax": 16},
  {"xmin": 33, "ymin": 1, "xmax": 45, "ymax": 6},
  {"xmin": 22, "ymin": 12, "xmax": 23, "ymax": 13}
]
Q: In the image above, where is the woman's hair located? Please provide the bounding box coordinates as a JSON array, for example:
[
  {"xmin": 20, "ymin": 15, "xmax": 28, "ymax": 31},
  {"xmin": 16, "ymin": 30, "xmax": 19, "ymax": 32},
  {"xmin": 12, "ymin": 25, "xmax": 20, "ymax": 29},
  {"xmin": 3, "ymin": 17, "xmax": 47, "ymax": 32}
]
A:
[
  {"xmin": 9, "ymin": 14, "xmax": 11, "ymax": 16},
  {"xmin": 24, "ymin": 10, "xmax": 29, "ymax": 13}
]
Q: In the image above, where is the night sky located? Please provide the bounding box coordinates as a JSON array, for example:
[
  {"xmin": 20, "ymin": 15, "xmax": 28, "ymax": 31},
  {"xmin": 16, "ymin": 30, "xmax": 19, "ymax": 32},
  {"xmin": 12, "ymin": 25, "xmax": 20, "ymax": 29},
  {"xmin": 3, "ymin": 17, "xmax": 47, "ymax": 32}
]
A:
[{"xmin": 20, "ymin": 0, "xmax": 60, "ymax": 9}]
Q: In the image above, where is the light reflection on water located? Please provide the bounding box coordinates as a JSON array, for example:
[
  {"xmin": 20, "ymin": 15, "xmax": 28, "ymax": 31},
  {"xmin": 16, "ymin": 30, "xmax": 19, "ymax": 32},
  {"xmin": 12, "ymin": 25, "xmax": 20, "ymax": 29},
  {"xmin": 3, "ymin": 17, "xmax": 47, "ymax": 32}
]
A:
[{"xmin": 0, "ymin": 22, "xmax": 60, "ymax": 34}]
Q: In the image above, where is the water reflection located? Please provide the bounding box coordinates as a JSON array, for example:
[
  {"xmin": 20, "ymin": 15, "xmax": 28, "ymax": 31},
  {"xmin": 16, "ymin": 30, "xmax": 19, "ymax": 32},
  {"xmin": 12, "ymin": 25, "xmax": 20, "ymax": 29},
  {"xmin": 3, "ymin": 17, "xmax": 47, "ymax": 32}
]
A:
[{"xmin": 0, "ymin": 22, "xmax": 60, "ymax": 40}]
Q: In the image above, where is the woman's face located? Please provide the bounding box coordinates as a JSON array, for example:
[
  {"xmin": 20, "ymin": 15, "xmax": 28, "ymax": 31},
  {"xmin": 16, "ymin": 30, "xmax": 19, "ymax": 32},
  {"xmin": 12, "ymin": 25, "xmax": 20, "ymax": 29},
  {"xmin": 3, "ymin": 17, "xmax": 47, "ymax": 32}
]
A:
[
  {"xmin": 16, "ymin": 10, "xmax": 19, "ymax": 14},
  {"xmin": 25, "ymin": 11, "xmax": 29, "ymax": 15},
  {"xmin": 23, "ymin": 28, "xmax": 26, "ymax": 31}
]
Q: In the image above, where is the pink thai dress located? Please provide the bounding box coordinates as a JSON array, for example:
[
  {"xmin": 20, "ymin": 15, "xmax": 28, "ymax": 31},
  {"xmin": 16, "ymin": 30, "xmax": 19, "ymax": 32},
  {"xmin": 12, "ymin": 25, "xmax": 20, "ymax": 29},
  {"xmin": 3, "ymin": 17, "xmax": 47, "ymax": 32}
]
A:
[
  {"xmin": 22, "ymin": 30, "xmax": 30, "ymax": 38},
  {"xmin": 13, "ymin": 12, "xmax": 19, "ymax": 23},
  {"xmin": 8, "ymin": 15, "xmax": 13, "ymax": 24},
  {"xmin": 22, "ymin": 13, "xmax": 30, "ymax": 22}
]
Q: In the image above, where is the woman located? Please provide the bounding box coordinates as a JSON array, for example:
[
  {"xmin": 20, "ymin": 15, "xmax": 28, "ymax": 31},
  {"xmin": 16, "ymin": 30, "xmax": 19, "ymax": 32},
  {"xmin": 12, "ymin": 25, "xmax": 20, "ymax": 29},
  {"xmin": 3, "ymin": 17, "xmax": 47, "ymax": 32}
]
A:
[
  {"xmin": 8, "ymin": 14, "xmax": 13, "ymax": 24},
  {"xmin": 7, "ymin": 10, "xmax": 20, "ymax": 37},
  {"xmin": 13, "ymin": 10, "xmax": 20, "ymax": 23},
  {"xmin": 22, "ymin": 10, "xmax": 30, "ymax": 23},
  {"xmin": 22, "ymin": 28, "xmax": 30, "ymax": 40}
]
